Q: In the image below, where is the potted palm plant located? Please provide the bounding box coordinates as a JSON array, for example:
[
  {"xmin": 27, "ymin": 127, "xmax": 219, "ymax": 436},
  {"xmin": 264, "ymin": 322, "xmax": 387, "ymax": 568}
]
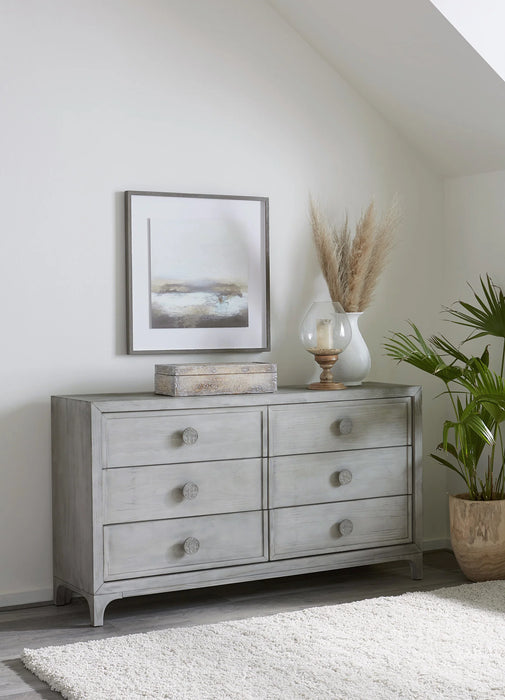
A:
[{"xmin": 385, "ymin": 275, "xmax": 505, "ymax": 581}]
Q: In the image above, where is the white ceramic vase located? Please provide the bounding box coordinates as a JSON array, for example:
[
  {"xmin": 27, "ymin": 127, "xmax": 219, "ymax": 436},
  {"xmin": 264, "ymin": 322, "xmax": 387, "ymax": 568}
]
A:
[{"xmin": 333, "ymin": 311, "xmax": 371, "ymax": 386}]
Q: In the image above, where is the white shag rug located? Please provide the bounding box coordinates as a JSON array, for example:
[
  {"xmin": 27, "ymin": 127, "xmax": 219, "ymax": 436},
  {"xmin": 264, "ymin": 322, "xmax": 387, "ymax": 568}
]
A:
[{"xmin": 22, "ymin": 581, "xmax": 505, "ymax": 700}]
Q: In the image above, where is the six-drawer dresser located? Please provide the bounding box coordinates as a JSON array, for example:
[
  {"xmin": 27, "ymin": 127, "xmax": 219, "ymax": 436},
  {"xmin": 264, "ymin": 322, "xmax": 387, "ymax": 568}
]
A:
[{"xmin": 51, "ymin": 383, "xmax": 422, "ymax": 625}]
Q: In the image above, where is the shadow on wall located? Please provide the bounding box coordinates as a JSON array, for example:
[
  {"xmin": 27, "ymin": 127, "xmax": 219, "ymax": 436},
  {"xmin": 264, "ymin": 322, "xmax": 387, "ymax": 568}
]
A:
[
  {"xmin": 1, "ymin": 400, "xmax": 51, "ymax": 481},
  {"xmin": 1, "ymin": 400, "xmax": 52, "ymax": 575},
  {"xmin": 115, "ymin": 191, "xmax": 127, "ymax": 357},
  {"xmin": 272, "ymin": 221, "xmax": 322, "ymax": 386}
]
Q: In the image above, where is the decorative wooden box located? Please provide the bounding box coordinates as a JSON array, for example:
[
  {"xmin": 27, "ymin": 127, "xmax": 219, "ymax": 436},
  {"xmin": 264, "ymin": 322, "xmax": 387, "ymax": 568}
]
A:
[{"xmin": 154, "ymin": 362, "xmax": 277, "ymax": 396}]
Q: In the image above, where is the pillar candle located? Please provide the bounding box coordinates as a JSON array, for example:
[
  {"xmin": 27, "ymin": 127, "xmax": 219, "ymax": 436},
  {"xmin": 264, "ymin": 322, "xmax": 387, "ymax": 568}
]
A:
[{"xmin": 316, "ymin": 318, "xmax": 333, "ymax": 349}]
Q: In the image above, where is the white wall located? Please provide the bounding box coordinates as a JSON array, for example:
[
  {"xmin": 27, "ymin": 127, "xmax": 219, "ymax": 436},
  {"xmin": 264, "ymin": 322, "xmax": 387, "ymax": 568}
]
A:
[
  {"xmin": 444, "ymin": 171, "xmax": 505, "ymax": 492},
  {"xmin": 444, "ymin": 171, "xmax": 505, "ymax": 372},
  {"xmin": 445, "ymin": 170, "xmax": 505, "ymax": 289},
  {"xmin": 0, "ymin": 0, "xmax": 447, "ymax": 605}
]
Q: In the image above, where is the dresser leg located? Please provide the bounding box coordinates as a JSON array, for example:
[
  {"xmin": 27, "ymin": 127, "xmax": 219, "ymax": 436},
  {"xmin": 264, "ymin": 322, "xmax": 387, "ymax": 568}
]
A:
[
  {"xmin": 53, "ymin": 580, "xmax": 73, "ymax": 606},
  {"xmin": 408, "ymin": 554, "xmax": 423, "ymax": 580},
  {"xmin": 85, "ymin": 593, "xmax": 118, "ymax": 627}
]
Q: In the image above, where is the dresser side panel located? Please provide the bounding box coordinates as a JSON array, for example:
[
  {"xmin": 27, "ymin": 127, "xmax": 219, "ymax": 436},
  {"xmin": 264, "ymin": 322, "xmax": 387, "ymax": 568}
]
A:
[
  {"xmin": 411, "ymin": 388, "xmax": 423, "ymax": 549},
  {"xmin": 52, "ymin": 397, "xmax": 96, "ymax": 594}
]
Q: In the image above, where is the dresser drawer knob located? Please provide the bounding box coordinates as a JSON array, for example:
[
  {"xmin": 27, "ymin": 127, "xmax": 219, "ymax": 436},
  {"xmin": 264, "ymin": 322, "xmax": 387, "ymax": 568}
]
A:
[
  {"xmin": 338, "ymin": 519, "xmax": 354, "ymax": 536},
  {"xmin": 182, "ymin": 482, "xmax": 199, "ymax": 500},
  {"xmin": 183, "ymin": 537, "xmax": 200, "ymax": 555},
  {"xmin": 336, "ymin": 417, "xmax": 353, "ymax": 435},
  {"xmin": 182, "ymin": 427, "xmax": 199, "ymax": 445},
  {"xmin": 337, "ymin": 469, "xmax": 353, "ymax": 486}
]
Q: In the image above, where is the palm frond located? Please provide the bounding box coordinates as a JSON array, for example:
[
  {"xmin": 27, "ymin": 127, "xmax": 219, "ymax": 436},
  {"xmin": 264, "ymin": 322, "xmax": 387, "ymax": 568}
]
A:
[
  {"xmin": 430, "ymin": 334, "xmax": 470, "ymax": 364},
  {"xmin": 445, "ymin": 275, "xmax": 505, "ymax": 340},
  {"xmin": 385, "ymin": 275, "xmax": 505, "ymax": 500},
  {"xmin": 384, "ymin": 323, "xmax": 461, "ymax": 383},
  {"xmin": 431, "ymin": 451, "xmax": 465, "ymax": 480}
]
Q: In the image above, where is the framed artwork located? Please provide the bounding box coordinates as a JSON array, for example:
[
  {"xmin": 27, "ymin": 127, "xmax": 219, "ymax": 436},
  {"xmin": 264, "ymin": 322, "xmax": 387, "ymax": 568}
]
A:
[{"xmin": 125, "ymin": 191, "xmax": 270, "ymax": 354}]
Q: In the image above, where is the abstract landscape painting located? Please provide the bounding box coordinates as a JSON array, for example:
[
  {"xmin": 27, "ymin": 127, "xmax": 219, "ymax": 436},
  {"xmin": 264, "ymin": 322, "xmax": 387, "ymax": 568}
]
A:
[
  {"xmin": 149, "ymin": 218, "xmax": 249, "ymax": 329},
  {"xmin": 126, "ymin": 191, "xmax": 269, "ymax": 353}
]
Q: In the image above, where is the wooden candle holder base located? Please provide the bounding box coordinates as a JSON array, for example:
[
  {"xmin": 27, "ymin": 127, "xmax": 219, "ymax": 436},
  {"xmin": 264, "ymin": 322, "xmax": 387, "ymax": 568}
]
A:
[
  {"xmin": 307, "ymin": 381, "xmax": 346, "ymax": 390},
  {"xmin": 307, "ymin": 353, "xmax": 346, "ymax": 391}
]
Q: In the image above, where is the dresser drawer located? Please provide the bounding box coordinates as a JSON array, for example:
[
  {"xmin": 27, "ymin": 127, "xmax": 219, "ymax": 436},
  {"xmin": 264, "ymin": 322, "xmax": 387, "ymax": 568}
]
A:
[
  {"xmin": 103, "ymin": 458, "xmax": 263, "ymax": 524},
  {"xmin": 102, "ymin": 408, "xmax": 264, "ymax": 467},
  {"xmin": 270, "ymin": 447, "xmax": 410, "ymax": 508},
  {"xmin": 270, "ymin": 496, "xmax": 410, "ymax": 559},
  {"xmin": 269, "ymin": 400, "xmax": 410, "ymax": 456},
  {"xmin": 104, "ymin": 511, "xmax": 266, "ymax": 580}
]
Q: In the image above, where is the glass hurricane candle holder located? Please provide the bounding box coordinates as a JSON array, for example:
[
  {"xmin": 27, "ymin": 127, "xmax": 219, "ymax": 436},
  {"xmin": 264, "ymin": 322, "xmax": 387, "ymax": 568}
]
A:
[{"xmin": 300, "ymin": 301, "xmax": 352, "ymax": 390}]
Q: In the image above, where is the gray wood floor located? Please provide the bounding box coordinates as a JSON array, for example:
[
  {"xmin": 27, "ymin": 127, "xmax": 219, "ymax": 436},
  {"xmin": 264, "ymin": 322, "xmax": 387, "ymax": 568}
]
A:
[{"xmin": 0, "ymin": 550, "xmax": 467, "ymax": 699}]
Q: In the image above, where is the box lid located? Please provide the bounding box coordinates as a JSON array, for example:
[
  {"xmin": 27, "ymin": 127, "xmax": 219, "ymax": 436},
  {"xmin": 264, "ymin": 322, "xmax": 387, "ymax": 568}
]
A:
[{"xmin": 155, "ymin": 362, "xmax": 277, "ymax": 377}]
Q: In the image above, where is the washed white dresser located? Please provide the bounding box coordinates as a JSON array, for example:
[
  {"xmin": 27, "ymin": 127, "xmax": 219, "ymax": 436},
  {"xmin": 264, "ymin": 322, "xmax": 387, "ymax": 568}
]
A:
[{"xmin": 52, "ymin": 383, "xmax": 422, "ymax": 625}]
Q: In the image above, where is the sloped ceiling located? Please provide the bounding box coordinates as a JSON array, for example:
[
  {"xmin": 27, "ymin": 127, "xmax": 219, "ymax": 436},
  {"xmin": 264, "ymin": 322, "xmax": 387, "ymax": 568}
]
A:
[
  {"xmin": 268, "ymin": 0, "xmax": 505, "ymax": 176},
  {"xmin": 432, "ymin": 0, "xmax": 505, "ymax": 82}
]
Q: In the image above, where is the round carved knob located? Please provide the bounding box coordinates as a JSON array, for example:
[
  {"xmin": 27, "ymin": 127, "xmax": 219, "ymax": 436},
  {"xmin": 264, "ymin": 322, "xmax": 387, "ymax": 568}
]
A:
[
  {"xmin": 337, "ymin": 469, "xmax": 353, "ymax": 486},
  {"xmin": 182, "ymin": 427, "xmax": 199, "ymax": 445},
  {"xmin": 338, "ymin": 519, "xmax": 354, "ymax": 536},
  {"xmin": 182, "ymin": 482, "xmax": 199, "ymax": 500},
  {"xmin": 183, "ymin": 537, "xmax": 200, "ymax": 555},
  {"xmin": 337, "ymin": 417, "xmax": 353, "ymax": 435}
]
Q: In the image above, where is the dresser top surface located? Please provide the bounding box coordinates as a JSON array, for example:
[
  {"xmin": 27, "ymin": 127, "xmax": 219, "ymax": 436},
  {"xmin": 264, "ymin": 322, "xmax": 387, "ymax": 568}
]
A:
[{"xmin": 52, "ymin": 383, "xmax": 421, "ymax": 412}]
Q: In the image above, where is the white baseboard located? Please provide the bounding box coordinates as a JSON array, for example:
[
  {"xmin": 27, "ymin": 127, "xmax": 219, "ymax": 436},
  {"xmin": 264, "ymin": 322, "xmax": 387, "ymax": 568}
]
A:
[
  {"xmin": 423, "ymin": 538, "xmax": 452, "ymax": 552},
  {"xmin": 0, "ymin": 587, "xmax": 53, "ymax": 609}
]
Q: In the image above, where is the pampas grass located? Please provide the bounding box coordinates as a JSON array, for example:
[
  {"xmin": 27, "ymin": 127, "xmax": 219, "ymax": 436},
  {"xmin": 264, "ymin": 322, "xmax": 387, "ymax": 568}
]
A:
[{"xmin": 310, "ymin": 197, "xmax": 400, "ymax": 312}]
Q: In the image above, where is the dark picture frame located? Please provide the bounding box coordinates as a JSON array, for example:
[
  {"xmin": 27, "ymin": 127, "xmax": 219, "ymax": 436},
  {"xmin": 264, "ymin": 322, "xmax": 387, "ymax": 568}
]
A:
[{"xmin": 125, "ymin": 191, "xmax": 270, "ymax": 354}]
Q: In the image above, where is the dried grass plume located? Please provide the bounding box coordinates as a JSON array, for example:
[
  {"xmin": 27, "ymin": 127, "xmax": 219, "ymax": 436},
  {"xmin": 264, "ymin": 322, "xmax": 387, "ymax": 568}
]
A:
[{"xmin": 309, "ymin": 197, "xmax": 400, "ymax": 312}]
